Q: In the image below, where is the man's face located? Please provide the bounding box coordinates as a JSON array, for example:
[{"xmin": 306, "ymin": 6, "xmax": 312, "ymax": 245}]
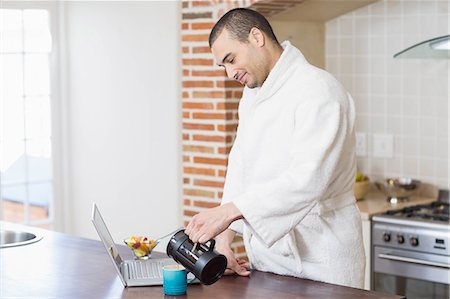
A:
[{"xmin": 211, "ymin": 29, "xmax": 268, "ymax": 89}]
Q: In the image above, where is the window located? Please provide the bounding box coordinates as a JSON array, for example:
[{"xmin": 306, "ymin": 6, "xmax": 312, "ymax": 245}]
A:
[{"xmin": 0, "ymin": 8, "xmax": 54, "ymax": 227}]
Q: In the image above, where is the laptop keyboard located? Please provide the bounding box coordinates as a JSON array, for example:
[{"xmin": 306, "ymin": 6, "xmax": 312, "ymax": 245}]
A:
[{"xmin": 128, "ymin": 260, "xmax": 164, "ymax": 280}]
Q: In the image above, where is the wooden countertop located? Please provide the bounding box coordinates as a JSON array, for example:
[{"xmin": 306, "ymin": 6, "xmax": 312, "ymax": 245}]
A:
[
  {"xmin": 0, "ymin": 222, "xmax": 404, "ymax": 299},
  {"xmin": 356, "ymin": 191, "xmax": 437, "ymax": 220}
]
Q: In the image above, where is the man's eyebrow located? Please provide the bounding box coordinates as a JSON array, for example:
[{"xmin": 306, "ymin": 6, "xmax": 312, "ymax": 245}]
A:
[{"xmin": 218, "ymin": 52, "xmax": 232, "ymax": 66}]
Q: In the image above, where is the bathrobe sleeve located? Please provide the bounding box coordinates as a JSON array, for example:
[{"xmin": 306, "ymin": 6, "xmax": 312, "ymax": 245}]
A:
[
  {"xmin": 220, "ymin": 124, "xmax": 245, "ymax": 235},
  {"xmin": 232, "ymin": 99, "xmax": 346, "ymax": 247}
]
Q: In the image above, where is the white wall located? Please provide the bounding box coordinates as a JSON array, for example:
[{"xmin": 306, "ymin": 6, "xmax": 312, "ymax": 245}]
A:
[{"xmin": 61, "ymin": 1, "xmax": 181, "ymax": 246}]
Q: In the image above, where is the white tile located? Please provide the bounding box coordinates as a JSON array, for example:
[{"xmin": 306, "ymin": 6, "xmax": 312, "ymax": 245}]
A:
[
  {"xmin": 403, "ymin": 157, "xmax": 419, "ymax": 177},
  {"xmin": 339, "ymin": 37, "xmax": 353, "ymax": 55},
  {"xmin": 355, "ymin": 112, "xmax": 370, "ymax": 131},
  {"xmin": 372, "ymin": 76, "xmax": 387, "ymax": 95},
  {"xmin": 402, "ymin": 136, "xmax": 419, "ymax": 156},
  {"xmin": 371, "ymin": 157, "xmax": 385, "ymax": 174},
  {"xmin": 419, "ymin": 0, "xmax": 436, "ymax": 15},
  {"xmin": 436, "ymin": 1, "xmax": 449, "ymax": 14},
  {"xmin": 402, "ymin": 117, "xmax": 419, "ymax": 137},
  {"xmin": 326, "ymin": 37, "xmax": 339, "ymax": 56},
  {"xmin": 355, "ymin": 56, "xmax": 370, "ymax": 75},
  {"xmin": 437, "ymin": 15, "xmax": 449, "ymax": 36},
  {"xmin": 355, "ymin": 18, "xmax": 370, "ymax": 36},
  {"xmin": 386, "ymin": 15, "xmax": 402, "ymax": 35},
  {"xmin": 339, "ymin": 18, "xmax": 353, "ymax": 35},
  {"xmin": 386, "ymin": 96, "xmax": 402, "ymax": 117},
  {"xmin": 387, "ymin": 116, "xmax": 402, "ymax": 134},
  {"xmin": 355, "ymin": 37, "xmax": 369, "ymax": 55},
  {"xmin": 387, "ymin": 1, "xmax": 402, "ymax": 16},
  {"xmin": 354, "ymin": 75, "xmax": 369, "ymax": 94},
  {"xmin": 387, "ymin": 76, "xmax": 402, "ymax": 95},
  {"xmin": 339, "ymin": 56, "xmax": 354, "ymax": 74},
  {"xmin": 387, "ymin": 35, "xmax": 403, "ymax": 55},
  {"xmin": 326, "ymin": 57, "xmax": 339, "ymax": 75},
  {"xmin": 418, "ymin": 117, "xmax": 437, "ymax": 137},
  {"xmin": 436, "ymin": 102, "xmax": 448, "ymax": 119},
  {"xmin": 371, "ymin": 96, "xmax": 386, "ymax": 114},
  {"xmin": 371, "ymin": 56, "xmax": 386, "ymax": 75},
  {"xmin": 371, "ymin": 37, "xmax": 386, "ymax": 56},
  {"xmin": 419, "ymin": 137, "xmax": 435, "ymax": 157},
  {"xmin": 436, "ymin": 138, "xmax": 448, "ymax": 159},
  {"xmin": 402, "ymin": 96, "xmax": 419, "ymax": 116},
  {"xmin": 420, "ymin": 157, "xmax": 435, "ymax": 177},
  {"xmin": 386, "ymin": 157, "xmax": 402, "ymax": 174},
  {"xmin": 371, "ymin": 115, "xmax": 386, "ymax": 132},
  {"xmin": 356, "ymin": 157, "xmax": 369, "ymax": 173},
  {"xmin": 387, "ymin": 59, "xmax": 402, "ymax": 76},
  {"xmin": 436, "ymin": 116, "xmax": 448, "ymax": 138},
  {"xmin": 419, "ymin": 15, "xmax": 438, "ymax": 38},
  {"xmin": 402, "ymin": 76, "xmax": 419, "ymax": 96},
  {"xmin": 435, "ymin": 159, "xmax": 448, "ymax": 178},
  {"xmin": 403, "ymin": 1, "xmax": 420, "ymax": 16},
  {"xmin": 370, "ymin": 16, "xmax": 386, "ymax": 36},
  {"xmin": 339, "ymin": 75, "xmax": 354, "ymax": 92}
]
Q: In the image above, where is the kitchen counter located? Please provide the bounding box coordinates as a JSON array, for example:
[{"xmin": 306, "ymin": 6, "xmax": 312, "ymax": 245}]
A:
[
  {"xmin": 1, "ymin": 222, "xmax": 404, "ymax": 299},
  {"xmin": 356, "ymin": 191, "xmax": 437, "ymax": 220}
]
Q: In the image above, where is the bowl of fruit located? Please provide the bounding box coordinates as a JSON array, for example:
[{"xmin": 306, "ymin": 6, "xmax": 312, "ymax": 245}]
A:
[
  {"xmin": 124, "ymin": 236, "xmax": 157, "ymax": 259},
  {"xmin": 354, "ymin": 171, "xmax": 369, "ymax": 201}
]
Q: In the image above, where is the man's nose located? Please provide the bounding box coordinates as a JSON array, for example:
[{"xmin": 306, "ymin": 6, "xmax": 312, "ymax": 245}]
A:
[{"xmin": 225, "ymin": 67, "xmax": 236, "ymax": 80}]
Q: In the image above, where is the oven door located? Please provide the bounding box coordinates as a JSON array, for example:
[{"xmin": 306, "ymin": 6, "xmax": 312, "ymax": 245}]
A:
[{"xmin": 372, "ymin": 246, "xmax": 450, "ymax": 299}]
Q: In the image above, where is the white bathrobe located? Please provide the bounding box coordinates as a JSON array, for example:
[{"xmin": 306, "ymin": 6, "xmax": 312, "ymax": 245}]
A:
[{"xmin": 221, "ymin": 41, "xmax": 365, "ymax": 288}]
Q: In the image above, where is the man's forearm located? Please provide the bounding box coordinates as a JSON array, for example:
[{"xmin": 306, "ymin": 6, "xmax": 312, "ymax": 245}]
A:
[{"xmin": 217, "ymin": 228, "xmax": 236, "ymax": 247}]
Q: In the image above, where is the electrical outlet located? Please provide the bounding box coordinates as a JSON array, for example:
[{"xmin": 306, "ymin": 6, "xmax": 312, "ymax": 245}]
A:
[
  {"xmin": 373, "ymin": 134, "xmax": 394, "ymax": 158},
  {"xmin": 355, "ymin": 132, "xmax": 367, "ymax": 157}
]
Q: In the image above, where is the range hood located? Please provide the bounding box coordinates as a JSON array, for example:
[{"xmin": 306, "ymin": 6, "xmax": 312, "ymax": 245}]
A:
[{"xmin": 394, "ymin": 35, "xmax": 450, "ymax": 59}]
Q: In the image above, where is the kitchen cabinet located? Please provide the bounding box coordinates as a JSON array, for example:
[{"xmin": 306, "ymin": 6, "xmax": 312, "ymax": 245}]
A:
[{"xmin": 1, "ymin": 222, "xmax": 404, "ymax": 299}]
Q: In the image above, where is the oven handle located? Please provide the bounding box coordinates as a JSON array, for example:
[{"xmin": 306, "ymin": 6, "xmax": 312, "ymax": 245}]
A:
[{"xmin": 378, "ymin": 253, "xmax": 450, "ymax": 269}]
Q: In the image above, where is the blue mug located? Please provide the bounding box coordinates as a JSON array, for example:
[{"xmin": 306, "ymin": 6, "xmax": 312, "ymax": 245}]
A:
[{"xmin": 162, "ymin": 264, "xmax": 195, "ymax": 295}]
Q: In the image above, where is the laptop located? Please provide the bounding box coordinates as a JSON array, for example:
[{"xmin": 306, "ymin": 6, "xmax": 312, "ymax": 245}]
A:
[{"xmin": 91, "ymin": 202, "xmax": 180, "ymax": 287}]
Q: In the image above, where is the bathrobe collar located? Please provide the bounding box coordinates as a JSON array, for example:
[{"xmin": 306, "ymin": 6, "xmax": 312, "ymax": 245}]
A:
[{"xmin": 249, "ymin": 41, "xmax": 307, "ymax": 104}]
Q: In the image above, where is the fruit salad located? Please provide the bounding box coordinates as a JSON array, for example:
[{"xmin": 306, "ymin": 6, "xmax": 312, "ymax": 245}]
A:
[{"xmin": 124, "ymin": 236, "xmax": 157, "ymax": 258}]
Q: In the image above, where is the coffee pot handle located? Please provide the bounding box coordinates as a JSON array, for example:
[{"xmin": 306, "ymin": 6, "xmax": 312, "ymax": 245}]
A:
[{"xmin": 208, "ymin": 239, "xmax": 215, "ymax": 251}]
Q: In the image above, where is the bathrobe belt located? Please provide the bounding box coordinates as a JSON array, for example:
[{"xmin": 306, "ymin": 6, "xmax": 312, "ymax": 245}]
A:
[{"xmin": 311, "ymin": 190, "xmax": 356, "ymax": 215}]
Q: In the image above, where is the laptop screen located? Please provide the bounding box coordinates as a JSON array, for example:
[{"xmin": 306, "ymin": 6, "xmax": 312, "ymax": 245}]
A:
[{"xmin": 91, "ymin": 203, "xmax": 123, "ymax": 268}]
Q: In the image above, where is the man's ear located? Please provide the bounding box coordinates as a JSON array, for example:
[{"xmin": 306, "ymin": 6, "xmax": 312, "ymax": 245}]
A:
[{"xmin": 249, "ymin": 27, "xmax": 265, "ymax": 47}]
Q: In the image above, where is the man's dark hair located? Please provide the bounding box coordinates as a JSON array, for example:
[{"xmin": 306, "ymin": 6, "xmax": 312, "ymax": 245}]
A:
[{"xmin": 209, "ymin": 8, "xmax": 279, "ymax": 47}]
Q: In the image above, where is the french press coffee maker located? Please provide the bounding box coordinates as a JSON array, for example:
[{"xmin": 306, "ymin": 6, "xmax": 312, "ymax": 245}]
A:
[{"xmin": 166, "ymin": 229, "xmax": 227, "ymax": 285}]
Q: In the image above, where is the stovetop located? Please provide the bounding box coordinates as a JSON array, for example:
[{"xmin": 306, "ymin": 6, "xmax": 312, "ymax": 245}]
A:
[
  {"xmin": 384, "ymin": 201, "xmax": 449, "ymax": 222},
  {"xmin": 373, "ymin": 199, "xmax": 450, "ymax": 232}
]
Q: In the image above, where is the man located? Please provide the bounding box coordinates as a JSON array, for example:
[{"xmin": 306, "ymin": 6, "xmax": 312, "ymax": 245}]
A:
[{"xmin": 185, "ymin": 8, "xmax": 365, "ymax": 288}]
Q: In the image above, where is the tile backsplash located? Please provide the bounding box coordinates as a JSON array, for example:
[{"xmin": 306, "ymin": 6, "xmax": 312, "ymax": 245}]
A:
[{"xmin": 325, "ymin": 0, "xmax": 449, "ymax": 189}]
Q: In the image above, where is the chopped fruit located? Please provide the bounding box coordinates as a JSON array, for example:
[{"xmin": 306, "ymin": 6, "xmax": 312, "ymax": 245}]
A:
[{"xmin": 124, "ymin": 236, "xmax": 158, "ymax": 258}]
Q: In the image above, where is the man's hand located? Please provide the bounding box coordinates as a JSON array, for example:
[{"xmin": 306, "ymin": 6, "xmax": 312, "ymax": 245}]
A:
[
  {"xmin": 217, "ymin": 244, "xmax": 251, "ymax": 276},
  {"xmin": 185, "ymin": 202, "xmax": 242, "ymax": 243}
]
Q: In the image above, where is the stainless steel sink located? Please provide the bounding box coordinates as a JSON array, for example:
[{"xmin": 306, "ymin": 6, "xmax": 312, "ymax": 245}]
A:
[{"xmin": 0, "ymin": 230, "xmax": 43, "ymax": 248}]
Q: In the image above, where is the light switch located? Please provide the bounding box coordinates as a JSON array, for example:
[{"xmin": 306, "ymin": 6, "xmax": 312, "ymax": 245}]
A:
[
  {"xmin": 373, "ymin": 134, "xmax": 394, "ymax": 158},
  {"xmin": 355, "ymin": 132, "xmax": 367, "ymax": 157}
]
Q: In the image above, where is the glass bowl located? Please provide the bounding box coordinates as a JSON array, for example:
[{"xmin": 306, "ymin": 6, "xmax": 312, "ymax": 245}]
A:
[{"xmin": 124, "ymin": 236, "xmax": 157, "ymax": 259}]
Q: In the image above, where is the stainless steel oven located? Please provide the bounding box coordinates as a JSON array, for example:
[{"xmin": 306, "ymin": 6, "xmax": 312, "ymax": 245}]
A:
[{"xmin": 371, "ymin": 198, "xmax": 450, "ymax": 299}]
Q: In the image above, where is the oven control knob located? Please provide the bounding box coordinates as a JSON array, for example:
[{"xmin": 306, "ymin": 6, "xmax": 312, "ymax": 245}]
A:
[
  {"xmin": 383, "ymin": 233, "xmax": 391, "ymax": 242},
  {"xmin": 410, "ymin": 237, "xmax": 419, "ymax": 247},
  {"xmin": 397, "ymin": 235, "xmax": 405, "ymax": 244}
]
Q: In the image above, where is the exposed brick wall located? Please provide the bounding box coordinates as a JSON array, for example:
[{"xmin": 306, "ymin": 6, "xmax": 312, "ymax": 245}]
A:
[{"xmin": 181, "ymin": 0, "xmax": 302, "ymax": 260}]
